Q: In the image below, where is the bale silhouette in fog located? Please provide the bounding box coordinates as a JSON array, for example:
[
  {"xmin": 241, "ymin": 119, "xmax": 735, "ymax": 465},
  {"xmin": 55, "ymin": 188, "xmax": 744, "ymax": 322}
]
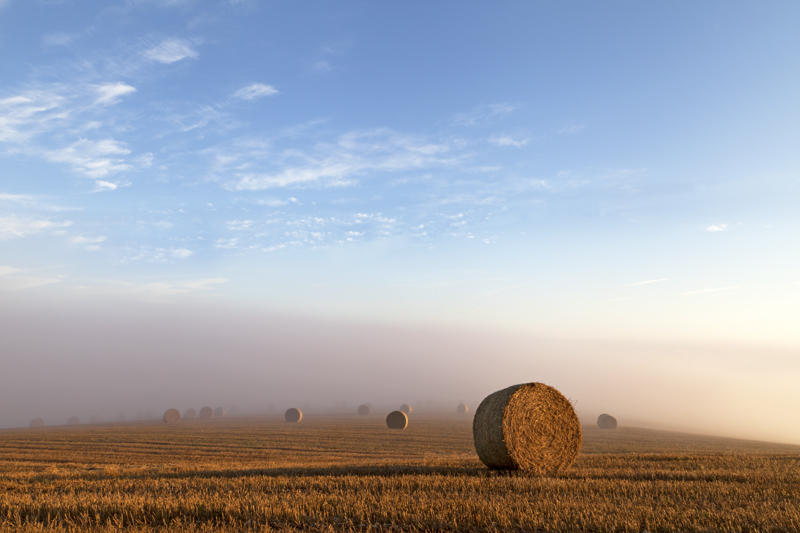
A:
[
  {"xmin": 597, "ymin": 414, "xmax": 618, "ymax": 429},
  {"xmin": 400, "ymin": 404, "xmax": 412, "ymax": 415},
  {"xmin": 68, "ymin": 416, "xmax": 79, "ymax": 425},
  {"xmin": 184, "ymin": 408, "xmax": 196, "ymax": 419},
  {"xmin": 30, "ymin": 418, "xmax": 44, "ymax": 428},
  {"xmin": 473, "ymin": 382, "xmax": 582, "ymax": 473},
  {"xmin": 214, "ymin": 407, "xmax": 226, "ymax": 418},
  {"xmin": 357, "ymin": 404, "xmax": 370, "ymax": 416},
  {"xmin": 285, "ymin": 408, "xmax": 302, "ymax": 423},
  {"xmin": 386, "ymin": 410, "xmax": 408, "ymax": 429},
  {"xmin": 199, "ymin": 406, "xmax": 213, "ymax": 419},
  {"xmin": 457, "ymin": 403, "xmax": 469, "ymax": 414},
  {"xmin": 163, "ymin": 409, "xmax": 181, "ymax": 424}
]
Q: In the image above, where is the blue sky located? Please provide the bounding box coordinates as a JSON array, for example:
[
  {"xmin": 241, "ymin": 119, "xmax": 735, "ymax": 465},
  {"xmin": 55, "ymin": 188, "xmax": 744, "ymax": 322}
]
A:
[{"xmin": 1, "ymin": 0, "xmax": 799, "ymax": 347}]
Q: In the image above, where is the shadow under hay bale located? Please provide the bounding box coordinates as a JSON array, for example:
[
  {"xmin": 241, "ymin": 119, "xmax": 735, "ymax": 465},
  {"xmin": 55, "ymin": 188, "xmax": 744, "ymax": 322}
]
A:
[
  {"xmin": 30, "ymin": 418, "xmax": 44, "ymax": 428},
  {"xmin": 285, "ymin": 408, "xmax": 302, "ymax": 423},
  {"xmin": 386, "ymin": 410, "xmax": 408, "ymax": 429},
  {"xmin": 214, "ymin": 407, "xmax": 226, "ymax": 418},
  {"xmin": 67, "ymin": 416, "xmax": 79, "ymax": 425},
  {"xmin": 357, "ymin": 404, "xmax": 370, "ymax": 416},
  {"xmin": 163, "ymin": 408, "xmax": 181, "ymax": 423},
  {"xmin": 473, "ymin": 382, "xmax": 582, "ymax": 473},
  {"xmin": 597, "ymin": 413, "xmax": 618, "ymax": 429},
  {"xmin": 457, "ymin": 403, "xmax": 469, "ymax": 414},
  {"xmin": 184, "ymin": 408, "xmax": 196, "ymax": 419},
  {"xmin": 400, "ymin": 404, "xmax": 412, "ymax": 415},
  {"xmin": 199, "ymin": 406, "xmax": 213, "ymax": 419}
]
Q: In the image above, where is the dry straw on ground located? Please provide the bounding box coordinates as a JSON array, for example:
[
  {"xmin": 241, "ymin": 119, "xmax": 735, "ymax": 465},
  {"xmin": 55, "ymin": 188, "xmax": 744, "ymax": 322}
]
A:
[
  {"xmin": 357, "ymin": 404, "xmax": 370, "ymax": 415},
  {"xmin": 29, "ymin": 418, "xmax": 44, "ymax": 428},
  {"xmin": 386, "ymin": 410, "xmax": 408, "ymax": 429},
  {"xmin": 214, "ymin": 407, "xmax": 226, "ymax": 418},
  {"xmin": 67, "ymin": 416, "xmax": 79, "ymax": 425},
  {"xmin": 285, "ymin": 408, "xmax": 302, "ymax": 423},
  {"xmin": 184, "ymin": 408, "xmax": 196, "ymax": 419},
  {"xmin": 473, "ymin": 382, "xmax": 582, "ymax": 473},
  {"xmin": 597, "ymin": 413, "xmax": 618, "ymax": 429},
  {"xmin": 163, "ymin": 409, "xmax": 181, "ymax": 424},
  {"xmin": 199, "ymin": 407, "xmax": 213, "ymax": 419},
  {"xmin": 457, "ymin": 403, "xmax": 469, "ymax": 414},
  {"xmin": 400, "ymin": 404, "xmax": 412, "ymax": 414}
]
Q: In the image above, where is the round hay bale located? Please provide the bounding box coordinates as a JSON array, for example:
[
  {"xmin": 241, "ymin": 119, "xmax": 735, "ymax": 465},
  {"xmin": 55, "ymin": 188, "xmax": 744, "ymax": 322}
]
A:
[
  {"xmin": 184, "ymin": 408, "xmax": 196, "ymax": 419},
  {"xmin": 68, "ymin": 416, "xmax": 79, "ymax": 425},
  {"xmin": 457, "ymin": 403, "xmax": 469, "ymax": 415},
  {"xmin": 163, "ymin": 408, "xmax": 181, "ymax": 424},
  {"xmin": 214, "ymin": 407, "xmax": 226, "ymax": 418},
  {"xmin": 597, "ymin": 414, "xmax": 618, "ymax": 430},
  {"xmin": 285, "ymin": 408, "xmax": 302, "ymax": 423},
  {"xmin": 30, "ymin": 418, "xmax": 44, "ymax": 428},
  {"xmin": 386, "ymin": 410, "xmax": 408, "ymax": 429},
  {"xmin": 357, "ymin": 404, "xmax": 370, "ymax": 416},
  {"xmin": 199, "ymin": 406, "xmax": 213, "ymax": 419},
  {"xmin": 400, "ymin": 404, "xmax": 412, "ymax": 415},
  {"xmin": 472, "ymin": 382, "xmax": 582, "ymax": 473}
]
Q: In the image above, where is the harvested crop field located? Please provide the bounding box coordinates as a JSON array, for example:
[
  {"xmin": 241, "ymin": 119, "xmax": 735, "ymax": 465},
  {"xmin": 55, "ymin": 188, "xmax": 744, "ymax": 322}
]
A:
[{"xmin": 1, "ymin": 415, "xmax": 799, "ymax": 532}]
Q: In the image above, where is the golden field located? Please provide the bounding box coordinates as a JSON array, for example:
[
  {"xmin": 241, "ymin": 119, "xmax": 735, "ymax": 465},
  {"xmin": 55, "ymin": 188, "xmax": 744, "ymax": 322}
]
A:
[{"xmin": 1, "ymin": 415, "xmax": 799, "ymax": 532}]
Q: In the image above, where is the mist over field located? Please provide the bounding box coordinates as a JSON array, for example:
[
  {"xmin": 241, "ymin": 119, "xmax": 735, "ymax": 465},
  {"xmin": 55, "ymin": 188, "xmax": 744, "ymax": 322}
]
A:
[{"xmin": 2, "ymin": 291, "xmax": 798, "ymax": 445}]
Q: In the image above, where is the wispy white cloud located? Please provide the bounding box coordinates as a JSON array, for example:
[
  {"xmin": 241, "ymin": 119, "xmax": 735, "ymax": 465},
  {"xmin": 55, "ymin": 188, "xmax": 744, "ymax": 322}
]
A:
[
  {"xmin": 0, "ymin": 193, "xmax": 80, "ymax": 212},
  {"xmin": 0, "ymin": 215, "xmax": 73, "ymax": 240},
  {"xmin": 143, "ymin": 38, "xmax": 198, "ymax": 64},
  {"xmin": 46, "ymin": 138, "xmax": 131, "ymax": 178},
  {"xmin": 256, "ymin": 198, "xmax": 288, "ymax": 207},
  {"xmin": 93, "ymin": 82, "xmax": 136, "ymax": 105},
  {"xmin": 74, "ymin": 277, "xmax": 228, "ymax": 299},
  {"xmin": 706, "ymin": 224, "xmax": 727, "ymax": 232},
  {"xmin": 171, "ymin": 248, "xmax": 193, "ymax": 258},
  {"xmin": 233, "ymin": 83, "xmax": 278, "ymax": 100},
  {"xmin": 489, "ymin": 135, "xmax": 528, "ymax": 148},
  {"xmin": 93, "ymin": 180, "xmax": 119, "ymax": 192},
  {"xmin": 452, "ymin": 103, "xmax": 519, "ymax": 126},
  {"xmin": 559, "ymin": 124, "xmax": 585, "ymax": 135},
  {"xmin": 681, "ymin": 286, "xmax": 740, "ymax": 296},
  {"xmin": 620, "ymin": 278, "xmax": 668, "ymax": 288}
]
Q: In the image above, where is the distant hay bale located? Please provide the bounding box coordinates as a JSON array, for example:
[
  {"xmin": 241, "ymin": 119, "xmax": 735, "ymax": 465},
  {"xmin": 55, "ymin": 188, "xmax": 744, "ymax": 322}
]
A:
[
  {"xmin": 400, "ymin": 404, "xmax": 412, "ymax": 415},
  {"xmin": 285, "ymin": 408, "xmax": 302, "ymax": 423},
  {"xmin": 199, "ymin": 406, "xmax": 213, "ymax": 419},
  {"xmin": 472, "ymin": 382, "xmax": 582, "ymax": 473},
  {"xmin": 184, "ymin": 408, "xmax": 196, "ymax": 419},
  {"xmin": 30, "ymin": 418, "xmax": 44, "ymax": 428},
  {"xmin": 357, "ymin": 404, "xmax": 370, "ymax": 416},
  {"xmin": 457, "ymin": 403, "xmax": 469, "ymax": 415},
  {"xmin": 68, "ymin": 416, "xmax": 79, "ymax": 425},
  {"xmin": 386, "ymin": 410, "xmax": 408, "ymax": 429},
  {"xmin": 597, "ymin": 414, "xmax": 618, "ymax": 430},
  {"xmin": 163, "ymin": 408, "xmax": 181, "ymax": 424},
  {"xmin": 214, "ymin": 407, "xmax": 226, "ymax": 418}
]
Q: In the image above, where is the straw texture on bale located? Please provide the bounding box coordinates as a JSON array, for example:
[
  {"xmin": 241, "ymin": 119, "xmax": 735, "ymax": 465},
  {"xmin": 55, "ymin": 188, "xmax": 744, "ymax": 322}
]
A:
[
  {"xmin": 472, "ymin": 382, "xmax": 582, "ymax": 473},
  {"xmin": 285, "ymin": 408, "xmax": 302, "ymax": 423},
  {"xmin": 68, "ymin": 416, "xmax": 79, "ymax": 425},
  {"xmin": 30, "ymin": 418, "xmax": 44, "ymax": 428},
  {"xmin": 199, "ymin": 406, "xmax": 213, "ymax": 419},
  {"xmin": 457, "ymin": 403, "xmax": 469, "ymax": 414},
  {"xmin": 184, "ymin": 408, "xmax": 196, "ymax": 419},
  {"xmin": 597, "ymin": 413, "xmax": 618, "ymax": 429},
  {"xmin": 163, "ymin": 408, "xmax": 181, "ymax": 424},
  {"xmin": 400, "ymin": 404, "xmax": 412, "ymax": 415},
  {"xmin": 357, "ymin": 404, "xmax": 370, "ymax": 416},
  {"xmin": 386, "ymin": 410, "xmax": 408, "ymax": 429},
  {"xmin": 214, "ymin": 407, "xmax": 226, "ymax": 418}
]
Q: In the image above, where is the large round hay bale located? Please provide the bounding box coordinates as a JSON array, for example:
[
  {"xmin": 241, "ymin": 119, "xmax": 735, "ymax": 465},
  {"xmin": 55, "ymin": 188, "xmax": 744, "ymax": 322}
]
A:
[
  {"xmin": 30, "ymin": 418, "xmax": 44, "ymax": 428},
  {"xmin": 386, "ymin": 410, "xmax": 408, "ymax": 429},
  {"xmin": 457, "ymin": 403, "xmax": 469, "ymax": 414},
  {"xmin": 597, "ymin": 414, "xmax": 618, "ymax": 430},
  {"xmin": 163, "ymin": 408, "xmax": 181, "ymax": 423},
  {"xmin": 184, "ymin": 408, "xmax": 196, "ymax": 419},
  {"xmin": 357, "ymin": 404, "xmax": 370, "ymax": 416},
  {"xmin": 214, "ymin": 407, "xmax": 226, "ymax": 418},
  {"xmin": 472, "ymin": 382, "xmax": 582, "ymax": 473},
  {"xmin": 285, "ymin": 408, "xmax": 302, "ymax": 423},
  {"xmin": 199, "ymin": 406, "xmax": 213, "ymax": 419},
  {"xmin": 68, "ymin": 416, "xmax": 79, "ymax": 425},
  {"xmin": 400, "ymin": 404, "xmax": 412, "ymax": 415}
]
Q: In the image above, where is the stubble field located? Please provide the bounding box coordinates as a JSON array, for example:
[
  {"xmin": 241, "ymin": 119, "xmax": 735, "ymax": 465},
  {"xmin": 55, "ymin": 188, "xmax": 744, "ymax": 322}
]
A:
[{"xmin": 1, "ymin": 414, "xmax": 799, "ymax": 532}]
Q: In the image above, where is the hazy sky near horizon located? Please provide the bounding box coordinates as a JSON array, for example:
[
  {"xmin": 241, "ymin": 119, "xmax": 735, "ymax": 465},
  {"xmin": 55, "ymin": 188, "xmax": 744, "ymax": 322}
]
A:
[{"xmin": 1, "ymin": 2, "xmax": 799, "ymax": 441}]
